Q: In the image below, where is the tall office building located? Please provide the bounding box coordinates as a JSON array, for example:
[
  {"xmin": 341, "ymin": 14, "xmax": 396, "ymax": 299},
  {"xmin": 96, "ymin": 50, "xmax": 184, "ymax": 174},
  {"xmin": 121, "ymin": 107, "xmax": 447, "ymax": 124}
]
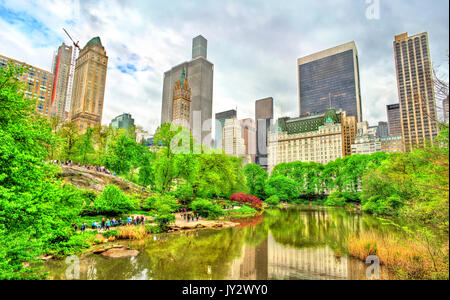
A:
[
  {"xmin": 0, "ymin": 54, "xmax": 53, "ymax": 119},
  {"xmin": 386, "ymin": 103, "xmax": 402, "ymax": 136},
  {"xmin": 376, "ymin": 121, "xmax": 389, "ymax": 138},
  {"xmin": 444, "ymin": 96, "xmax": 449, "ymax": 123},
  {"xmin": 70, "ymin": 37, "xmax": 108, "ymax": 132},
  {"xmin": 223, "ymin": 118, "xmax": 245, "ymax": 158},
  {"xmin": 215, "ymin": 110, "xmax": 237, "ymax": 149},
  {"xmin": 394, "ymin": 32, "xmax": 438, "ymax": 151},
  {"xmin": 255, "ymin": 97, "xmax": 273, "ymax": 170},
  {"xmin": 298, "ymin": 41, "xmax": 363, "ymax": 122},
  {"xmin": 110, "ymin": 113, "xmax": 135, "ymax": 130},
  {"xmin": 161, "ymin": 35, "xmax": 214, "ymax": 146},
  {"xmin": 240, "ymin": 118, "xmax": 257, "ymax": 165},
  {"xmin": 51, "ymin": 43, "xmax": 73, "ymax": 121}
]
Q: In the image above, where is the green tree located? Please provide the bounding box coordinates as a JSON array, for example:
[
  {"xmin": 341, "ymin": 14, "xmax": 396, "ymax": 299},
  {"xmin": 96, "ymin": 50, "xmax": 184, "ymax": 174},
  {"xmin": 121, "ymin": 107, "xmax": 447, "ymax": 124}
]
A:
[
  {"xmin": 244, "ymin": 163, "xmax": 268, "ymax": 199},
  {"xmin": 265, "ymin": 175, "xmax": 300, "ymax": 201}
]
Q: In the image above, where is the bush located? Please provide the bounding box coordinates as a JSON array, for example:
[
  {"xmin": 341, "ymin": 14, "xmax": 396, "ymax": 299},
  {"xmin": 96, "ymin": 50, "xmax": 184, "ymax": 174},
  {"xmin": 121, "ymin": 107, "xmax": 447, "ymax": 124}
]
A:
[
  {"xmin": 324, "ymin": 192, "xmax": 347, "ymax": 206},
  {"xmin": 229, "ymin": 205, "xmax": 258, "ymax": 218},
  {"xmin": 102, "ymin": 230, "xmax": 118, "ymax": 238},
  {"xmin": 264, "ymin": 195, "xmax": 280, "ymax": 207},
  {"xmin": 362, "ymin": 195, "xmax": 402, "ymax": 215},
  {"xmin": 143, "ymin": 194, "xmax": 179, "ymax": 212},
  {"xmin": 229, "ymin": 192, "xmax": 263, "ymax": 210},
  {"xmin": 265, "ymin": 175, "xmax": 299, "ymax": 201},
  {"xmin": 145, "ymin": 225, "xmax": 163, "ymax": 234},
  {"xmin": 94, "ymin": 185, "xmax": 136, "ymax": 216},
  {"xmin": 190, "ymin": 199, "xmax": 224, "ymax": 219}
]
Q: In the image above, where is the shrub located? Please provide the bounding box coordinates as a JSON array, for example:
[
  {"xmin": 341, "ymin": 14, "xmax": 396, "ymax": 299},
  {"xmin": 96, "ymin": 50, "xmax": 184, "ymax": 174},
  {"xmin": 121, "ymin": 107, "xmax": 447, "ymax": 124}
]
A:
[
  {"xmin": 102, "ymin": 230, "xmax": 118, "ymax": 238},
  {"xmin": 190, "ymin": 199, "xmax": 224, "ymax": 219},
  {"xmin": 264, "ymin": 195, "xmax": 280, "ymax": 206},
  {"xmin": 229, "ymin": 205, "xmax": 258, "ymax": 218},
  {"xmin": 145, "ymin": 225, "xmax": 163, "ymax": 234},
  {"xmin": 117, "ymin": 225, "xmax": 147, "ymax": 240},
  {"xmin": 229, "ymin": 192, "xmax": 263, "ymax": 211},
  {"xmin": 143, "ymin": 194, "xmax": 179, "ymax": 212},
  {"xmin": 265, "ymin": 175, "xmax": 299, "ymax": 201},
  {"xmin": 324, "ymin": 192, "xmax": 347, "ymax": 206},
  {"xmin": 94, "ymin": 185, "xmax": 136, "ymax": 216}
]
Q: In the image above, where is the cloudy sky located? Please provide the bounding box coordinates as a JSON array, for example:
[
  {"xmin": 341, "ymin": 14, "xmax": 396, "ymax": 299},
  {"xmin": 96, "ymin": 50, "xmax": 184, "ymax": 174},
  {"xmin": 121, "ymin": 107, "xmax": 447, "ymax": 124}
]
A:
[{"xmin": 0, "ymin": 0, "xmax": 448, "ymax": 134}]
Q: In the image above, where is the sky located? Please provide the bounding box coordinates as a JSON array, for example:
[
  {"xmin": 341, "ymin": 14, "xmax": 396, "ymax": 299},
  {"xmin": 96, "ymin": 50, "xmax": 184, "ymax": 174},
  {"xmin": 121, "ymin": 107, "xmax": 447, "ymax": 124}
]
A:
[{"xmin": 0, "ymin": 0, "xmax": 448, "ymax": 134}]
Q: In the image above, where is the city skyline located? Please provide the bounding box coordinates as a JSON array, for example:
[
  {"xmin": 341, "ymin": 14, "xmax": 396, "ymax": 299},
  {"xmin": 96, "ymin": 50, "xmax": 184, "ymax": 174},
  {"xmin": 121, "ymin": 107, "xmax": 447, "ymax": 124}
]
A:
[{"xmin": 0, "ymin": 0, "xmax": 448, "ymax": 134}]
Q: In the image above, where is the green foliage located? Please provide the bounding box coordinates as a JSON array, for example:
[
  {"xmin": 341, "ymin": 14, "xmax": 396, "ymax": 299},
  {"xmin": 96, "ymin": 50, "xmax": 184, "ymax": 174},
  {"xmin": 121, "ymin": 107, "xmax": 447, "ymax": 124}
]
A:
[
  {"xmin": 190, "ymin": 199, "xmax": 224, "ymax": 219},
  {"xmin": 264, "ymin": 195, "xmax": 280, "ymax": 207},
  {"xmin": 324, "ymin": 192, "xmax": 347, "ymax": 206},
  {"xmin": 94, "ymin": 185, "xmax": 136, "ymax": 216},
  {"xmin": 229, "ymin": 205, "xmax": 257, "ymax": 219},
  {"xmin": 265, "ymin": 175, "xmax": 300, "ymax": 201},
  {"xmin": 143, "ymin": 194, "xmax": 179, "ymax": 212},
  {"xmin": 244, "ymin": 163, "xmax": 268, "ymax": 199}
]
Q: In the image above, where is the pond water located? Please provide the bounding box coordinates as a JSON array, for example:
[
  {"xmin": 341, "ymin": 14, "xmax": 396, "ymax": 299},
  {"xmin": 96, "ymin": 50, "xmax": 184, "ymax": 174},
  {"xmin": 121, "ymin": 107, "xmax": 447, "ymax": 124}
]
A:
[{"xmin": 43, "ymin": 206, "xmax": 400, "ymax": 280}]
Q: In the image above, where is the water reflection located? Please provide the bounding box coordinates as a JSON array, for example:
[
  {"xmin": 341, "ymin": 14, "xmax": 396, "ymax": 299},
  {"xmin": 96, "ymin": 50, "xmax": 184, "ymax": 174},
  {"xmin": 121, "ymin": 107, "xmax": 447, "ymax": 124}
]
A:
[{"xmin": 44, "ymin": 206, "xmax": 396, "ymax": 280}]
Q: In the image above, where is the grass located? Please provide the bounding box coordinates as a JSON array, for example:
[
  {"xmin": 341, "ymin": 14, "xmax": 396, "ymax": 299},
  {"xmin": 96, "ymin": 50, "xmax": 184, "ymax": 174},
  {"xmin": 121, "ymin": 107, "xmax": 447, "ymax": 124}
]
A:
[
  {"xmin": 117, "ymin": 225, "xmax": 148, "ymax": 240},
  {"xmin": 347, "ymin": 231, "xmax": 449, "ymax": 280}
]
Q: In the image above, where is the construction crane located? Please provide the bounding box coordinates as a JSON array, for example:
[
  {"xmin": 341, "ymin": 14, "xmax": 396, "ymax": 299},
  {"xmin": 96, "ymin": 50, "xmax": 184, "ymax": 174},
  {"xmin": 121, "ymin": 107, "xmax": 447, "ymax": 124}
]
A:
[
  {"xmin": 63, "ymin": 28, "xmax": 81, "ymax": 51},
  {"xmin": 62, "ymin": 28, "xmax": 81, "ymax": 113}
]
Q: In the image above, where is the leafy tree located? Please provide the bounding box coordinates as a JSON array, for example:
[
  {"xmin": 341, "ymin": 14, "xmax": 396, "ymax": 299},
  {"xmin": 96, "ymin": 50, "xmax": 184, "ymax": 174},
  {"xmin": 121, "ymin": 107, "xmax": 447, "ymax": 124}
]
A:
[
  {"xmin": 94, "ymin": 185, "xmax": 136, "ymax": 216},
  {"xmin": 78, "ymin": 127, "xmax": 95, "ymax": 164},
  {"xmin": 265, "ymin": 175, "xmax": 300, "ymax": 201},
  {"xmin": 58, "ymin": 121, "xmax": 80, "ymax": 161},
  {"xmin": 190, "ymin": 199, "xmax": 224, "ymax": 219},
  {"xmin": 264, "ymin": 195, "xmax": 280, "ymax": 207}
]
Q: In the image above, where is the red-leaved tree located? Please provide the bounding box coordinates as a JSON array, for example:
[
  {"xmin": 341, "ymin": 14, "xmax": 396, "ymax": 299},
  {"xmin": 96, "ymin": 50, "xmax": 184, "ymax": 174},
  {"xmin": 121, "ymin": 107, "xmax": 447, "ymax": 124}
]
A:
[{"xmin": 229, "ymin": 192, "xmax": 263, "ymax": 211}]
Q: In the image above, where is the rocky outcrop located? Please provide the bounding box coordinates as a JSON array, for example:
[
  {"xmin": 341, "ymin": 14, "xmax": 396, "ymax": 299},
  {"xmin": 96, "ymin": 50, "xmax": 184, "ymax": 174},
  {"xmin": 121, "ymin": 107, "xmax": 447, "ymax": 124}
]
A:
[
  {"xmin": 58, "ymin": 165, "xmax": 152, "ymax": 196},
  {"xmin": 167, "ymin": 221, "xmax": 237, "ymax": 233},
  {"xmin": 93, "ymin": 245, "xmax": 139, "ymax": 258}
]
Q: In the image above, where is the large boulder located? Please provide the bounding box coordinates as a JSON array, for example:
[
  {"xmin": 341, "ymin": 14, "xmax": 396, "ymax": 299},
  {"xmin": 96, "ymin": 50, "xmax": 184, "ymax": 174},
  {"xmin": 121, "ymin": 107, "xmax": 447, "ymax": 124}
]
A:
[{"xmin": 100, "ymin": 248, "xmax": 139, "ymax": 259}]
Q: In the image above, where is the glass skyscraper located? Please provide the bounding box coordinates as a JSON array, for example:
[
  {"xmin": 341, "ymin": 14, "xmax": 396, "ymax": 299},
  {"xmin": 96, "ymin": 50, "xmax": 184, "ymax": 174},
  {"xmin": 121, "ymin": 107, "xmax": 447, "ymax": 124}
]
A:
[{"xmin": 297, "ymin": 41, "xmax": 362, "ymax": 122}]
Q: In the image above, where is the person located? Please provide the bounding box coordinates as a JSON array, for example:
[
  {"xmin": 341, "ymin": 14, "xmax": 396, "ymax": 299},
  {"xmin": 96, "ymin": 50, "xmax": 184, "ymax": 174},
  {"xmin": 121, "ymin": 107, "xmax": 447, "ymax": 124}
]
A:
[
  {"xmin": 91, "ymin": 221, "xmax": 96, "ymax": 230},
  {"xmin": 187, "ymin": 213, "xmax": 190, "ymax": 222},
  {"xmin": 141, "ymin": 216, "xmax": 145, "ymax": 225},
  {"xmin": 196, "ymin": 212, "xmax": 199, "ymax": 222},
  {"xmin": 127, "ymin": 216, "xmax": 131, "ymax": 226},
  {"xmin": 101, "ymin": 218, "xmax": 106, "ymax": 230},
  {"xmin": 72, "ymin": 222, "xmax": 78, "ymax": 231},
  {"xmin": 106, "ymin": 219, "xmax": 110, "ymax": 231},
  {"xmin": 191, "ymin": 212, "xmax": 195, "ymax": 222},
  {"xmin": 133, "ymin": 216, "xmax": 137, "ymax": 226},
  {"xmin": 81, "ymin": 222, "xmax": 86, "ymax": 233},
  {"xmin": 183, "ymin": 212, "xmax": 187, "ymax": 220},
  {"xmin": 119, "ymin": 218, "xmax": 123, "ymax": 226}
]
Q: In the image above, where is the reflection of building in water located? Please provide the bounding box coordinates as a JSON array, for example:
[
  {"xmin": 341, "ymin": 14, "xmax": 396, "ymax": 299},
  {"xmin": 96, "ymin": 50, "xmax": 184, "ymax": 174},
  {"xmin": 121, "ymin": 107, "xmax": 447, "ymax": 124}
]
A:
[
  {"xmin": 268, "ymin": 233, "xmax": 348, "ymax": 280},
  {"xmin": 227, "ymin": 238, "xmax": 268, "ymax": 280}
]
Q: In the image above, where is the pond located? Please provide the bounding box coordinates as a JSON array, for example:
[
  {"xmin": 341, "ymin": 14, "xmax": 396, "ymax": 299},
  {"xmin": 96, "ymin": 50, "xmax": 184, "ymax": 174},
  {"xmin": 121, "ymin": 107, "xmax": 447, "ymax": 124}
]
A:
[{"xmin": 43, "ymin": 205, "xmax": 401, "ymax": 280}]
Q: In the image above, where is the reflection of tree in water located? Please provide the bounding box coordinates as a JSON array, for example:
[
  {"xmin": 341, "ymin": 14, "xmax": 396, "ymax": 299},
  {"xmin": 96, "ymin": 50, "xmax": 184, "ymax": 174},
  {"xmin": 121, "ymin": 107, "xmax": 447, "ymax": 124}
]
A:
[{"xmin": 264, "ymin": 206, "xmax": 392, "ymax": 254}]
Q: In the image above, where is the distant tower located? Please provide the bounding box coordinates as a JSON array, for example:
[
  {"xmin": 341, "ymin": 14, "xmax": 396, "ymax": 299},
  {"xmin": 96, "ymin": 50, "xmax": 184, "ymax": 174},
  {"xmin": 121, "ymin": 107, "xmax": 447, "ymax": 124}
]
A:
[
  {"xmin": 172, "ymin": 68, "xmax": 192, "ymax": 129},
  {"xmin": 51, "ymin": 42, "xmax": 73, "ymax": 121},
  {"xmin": 255, "ymin": 97, "xmax": 273, "ymax": 170},
  {"xmin": 393, "ymin": 32, "xmax": 438, "ymax": 151},
  {"xmin": 70, "ymin": 36, "xmax": 108, "ymax": 132},
  {"xmin": 192, "ymin": 35, "xmax": 207, "ymax": 59}
]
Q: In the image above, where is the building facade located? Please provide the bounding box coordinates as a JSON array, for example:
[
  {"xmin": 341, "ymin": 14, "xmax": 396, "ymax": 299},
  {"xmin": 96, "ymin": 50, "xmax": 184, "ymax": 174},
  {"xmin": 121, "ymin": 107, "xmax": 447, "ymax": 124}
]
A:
[
  {"xmin": 240, "ymin": 118, "xmax": 257, "ymax": 164},
  {"xmin": 70, "ymin": 37, "xmax": 108, "ymax": 132},
  {"xmin": 223, "ymin": 118, "xmax": 245, "ymax": 158},
  {"xmin": 298, "ymin": 42, "xmax": 363, "ymax": 122},
  {"xmin": 386, "ymin": 103, "xmax": 402, "ymax": 136},
  {"xmin": 110, "ymin": 113, "xmax": 135, "ymax": 130},
  {"xmin": 351, "ymin": 121, "xmax": 381, "ymax": 155},
  {"xmin": 0, "ymin": 54, "xmax": 53, "ymax": 119},
  {"xmin": 268, "ymin": 109, "xmax": 356, "ymax": 172},
  {"xmin": 161, "ymin": 35, "xmax": 214, "ymax": 147},
  {"xmin": 444, "ymin": 96, "xmax": 449, "ymax": 123},
  {"xmin": 215, "ymin": 109, "xmax": 237, "ymax": 149},
  {"xmin": 255, "ymin": 97, "xmax": 273, "ymax": 170},
  {"xmin": 376, "ymin": 121, "xmax": 389, "ymax": 138},
  {"xmin": 50, "ymin": 43, "xmax": 73, "ymax": 122},
  {"xmin": 394, "ymin": 32, "xmax": 438, "ymax": 151},
  {"xmin": 381, "ymin": 135, "xmax": 403, "ymax": 153},
  {"xmin": 172, "ymin": 68, "xmax": 191, "ymax": 129}
]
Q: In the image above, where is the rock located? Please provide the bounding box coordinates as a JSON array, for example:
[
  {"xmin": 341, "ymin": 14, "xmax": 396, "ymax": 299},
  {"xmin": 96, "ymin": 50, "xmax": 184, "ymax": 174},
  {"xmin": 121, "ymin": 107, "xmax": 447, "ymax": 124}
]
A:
[
  {"xmin": 93, "ymin": 248, "xmax": 109, "ymax": 254},
  {"xmin": 41, "ymin": 255, "xmax": 53, "ymax": 261},
  {"xmin": 100, "ymin": 248, "xmax": 139, "ymax": 259}
]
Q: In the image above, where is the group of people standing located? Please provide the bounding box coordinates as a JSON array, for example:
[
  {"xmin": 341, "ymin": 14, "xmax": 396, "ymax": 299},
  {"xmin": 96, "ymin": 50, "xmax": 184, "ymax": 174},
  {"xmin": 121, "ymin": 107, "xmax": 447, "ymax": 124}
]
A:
[
  {"xmin": 72, "ymin": 215, "xmax": 147, "ymax": 233},
  {"xmin": 181, "ymin": 208, "xmax": 200, "ymax": 222}
]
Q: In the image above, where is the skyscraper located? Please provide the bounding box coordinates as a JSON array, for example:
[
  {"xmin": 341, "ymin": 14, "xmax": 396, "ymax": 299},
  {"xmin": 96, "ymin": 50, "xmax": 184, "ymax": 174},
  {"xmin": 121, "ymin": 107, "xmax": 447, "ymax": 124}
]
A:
[
  {"xmin": 51, "ymin": 42, "xmax": 73, "ymax": 121},
  {"xmin": 386, "ymin": 103, "xmax": 402, "ymax": 136},
  {"xmin": 394, "ymin": 32, "xmax": 438, "ymax": 151},
  {"xmin": 223, "ymin": 118, "xmax": 245, "ymax": 158},
  {"xmin": 110, "ymin": 113, "xmax": 135, "ymax": 130},
  {"xmin": 0, "ymin": 54, "xmax": 53, "ymax": 119},
  {"xmin": 240, "ymin": 118, "xmax": 257, "ymax": 165},
  {"xmin": 161, "ymin": 35, "xmax": 213, "ymax": 146},
  {"xmin": 255, "ymin": 97, "xmax": 273, "ymax": 170},
  {"xmin": 70, "ymin": 37, "xmax": 108, "ymax": 132},
  {"xmin": 376, "ymin": 121, "xmax": 389, "ymax": 138},
  {"xmin": 444, "ymin": 96, "xmax": 449, "ymax": 123},
  {"xmin": 298, "ymin": 41, "xmax": 363, "ymax": 122},
  {"xmin": 215, "ymin": 109, "xmax": 237, "ymax": 149}
]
